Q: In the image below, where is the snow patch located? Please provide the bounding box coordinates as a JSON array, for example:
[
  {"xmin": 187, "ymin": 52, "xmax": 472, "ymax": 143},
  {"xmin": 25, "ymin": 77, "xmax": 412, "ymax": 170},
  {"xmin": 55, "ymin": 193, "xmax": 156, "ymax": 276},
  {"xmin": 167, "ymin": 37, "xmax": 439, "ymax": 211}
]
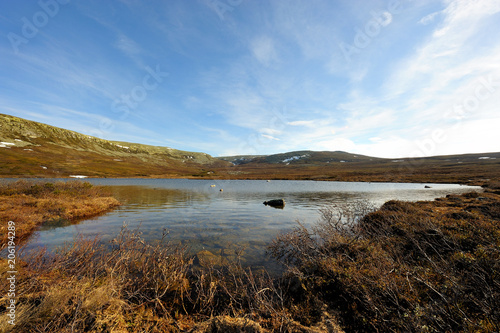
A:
[
  {"xmin": 69, "ymin": 175, "xmax": 88, "ymax": 178},
  {"xmin": 282, "ymin": 154, "xmax": 309, "ymax": 163}
]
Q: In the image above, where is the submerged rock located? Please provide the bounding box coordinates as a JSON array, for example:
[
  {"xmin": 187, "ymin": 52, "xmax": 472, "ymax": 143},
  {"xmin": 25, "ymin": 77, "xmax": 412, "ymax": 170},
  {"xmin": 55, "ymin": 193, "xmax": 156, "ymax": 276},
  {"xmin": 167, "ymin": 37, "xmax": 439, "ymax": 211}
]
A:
[{"xmin": 193, "ymin": 250, "xmax": 216, "ymax": 266}]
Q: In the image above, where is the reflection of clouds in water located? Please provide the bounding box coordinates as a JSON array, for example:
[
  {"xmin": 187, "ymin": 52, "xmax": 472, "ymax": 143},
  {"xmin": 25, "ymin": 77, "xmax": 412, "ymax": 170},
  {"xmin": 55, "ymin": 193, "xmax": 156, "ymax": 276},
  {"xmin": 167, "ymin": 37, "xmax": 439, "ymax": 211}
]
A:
[{"xmin": 23, "ymin": 179, "xmax": 480, "ymax": 269}]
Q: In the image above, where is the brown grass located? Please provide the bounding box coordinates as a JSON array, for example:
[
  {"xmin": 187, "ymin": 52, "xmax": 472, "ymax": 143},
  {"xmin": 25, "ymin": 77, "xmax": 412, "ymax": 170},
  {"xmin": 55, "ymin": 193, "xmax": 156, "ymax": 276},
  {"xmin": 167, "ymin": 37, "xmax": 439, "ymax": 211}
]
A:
[
  {"xmin": 0, "ymin": 180, "xmax": 343, "ymax": 331},
  {"xmin": 0, "ymin": 180, "xmax": 121, "ymax": 249},
  {"xmin": 213, "ymin": 155, "xmax": 500, "ymax": 185},
  {"xmin": 269, "ymin": 187, "xmax": 500, "ymax": 332},
  {"xmin": 2, "ymin": 180, "xmax": 499, "ymax": 332},
  {"xmin": 0, "ymin": 226, "xmax": 344, "ymax": 332}
]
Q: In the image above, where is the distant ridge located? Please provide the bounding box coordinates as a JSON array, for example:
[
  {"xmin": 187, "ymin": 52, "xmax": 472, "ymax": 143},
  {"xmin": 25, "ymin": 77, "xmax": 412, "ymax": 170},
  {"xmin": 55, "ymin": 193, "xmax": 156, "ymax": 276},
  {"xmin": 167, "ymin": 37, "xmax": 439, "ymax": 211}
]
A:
[
  {"xmin": 219, "ymin": 150, "xmax": 381, "ymax": 165},
  {"xmin": 217, "ymin": 149, "xmax": 500, "ymax": 185}
]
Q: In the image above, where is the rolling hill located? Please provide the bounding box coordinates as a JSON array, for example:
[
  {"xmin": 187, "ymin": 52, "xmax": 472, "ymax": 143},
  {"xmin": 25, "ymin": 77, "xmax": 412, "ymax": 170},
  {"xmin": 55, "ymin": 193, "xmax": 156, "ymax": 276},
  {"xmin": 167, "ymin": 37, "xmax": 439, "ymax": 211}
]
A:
[
  {"xmin": 0, "ymin": 113, "xmax": 229, "ymax": 178},
  {"xmin": 218, "ymin": 150, "xmax": 500, "ymax": 184}
]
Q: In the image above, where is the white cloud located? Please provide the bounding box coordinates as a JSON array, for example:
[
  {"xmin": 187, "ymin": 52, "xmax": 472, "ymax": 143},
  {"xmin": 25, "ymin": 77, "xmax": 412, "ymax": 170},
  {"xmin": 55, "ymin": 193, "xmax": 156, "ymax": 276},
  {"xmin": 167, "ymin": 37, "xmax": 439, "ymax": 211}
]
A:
[
  {"xmin": 318, "ymin": 0, "xmax": 498, "ymax": 157},
  {"xmin": 260, "ymin": 128, "xmax": 282, "ymax": 136},
  {"xmin": 286, "ymin": 119, "xmax": 334, "ymax": 128},
  {"xmin": 250, "ymin": 36, "xmax": 278, "ymax": 66},
  {"xmin": 387, "ymin": 0, "xmax": 500, "ymax": 97},
  {"xmin": 287, "ymin": 120, "xmax": 316, "ymax": 127},
  {"xmin": 114, "ymin": 34, "xmax": 142, "ymax": 56},
  {"xmin": 261, "ymin": 134, "xmax": 280, "ymax": 141},
  {"xmin": 315, "ymin": 138, "xmax": 357, "ymax": 152},
  {"xmin": 418, "ymin": 11, "xmax": 440, "ymax": 25},
  {"xmin": 353, "ymin": 136, "xmax": 416, "ymax": 159}
]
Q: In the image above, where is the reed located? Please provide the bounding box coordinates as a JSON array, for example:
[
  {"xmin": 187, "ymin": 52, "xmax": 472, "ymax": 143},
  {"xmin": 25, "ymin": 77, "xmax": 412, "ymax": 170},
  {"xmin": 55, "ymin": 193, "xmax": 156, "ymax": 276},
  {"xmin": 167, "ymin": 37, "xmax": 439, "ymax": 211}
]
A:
[
  {"xmin": 269, "ymin": 188, "xmax": 500, "ymax": 332},
  {"xmin": 0, "ymin": 225, "xmax": 342, "ymax": 332}
]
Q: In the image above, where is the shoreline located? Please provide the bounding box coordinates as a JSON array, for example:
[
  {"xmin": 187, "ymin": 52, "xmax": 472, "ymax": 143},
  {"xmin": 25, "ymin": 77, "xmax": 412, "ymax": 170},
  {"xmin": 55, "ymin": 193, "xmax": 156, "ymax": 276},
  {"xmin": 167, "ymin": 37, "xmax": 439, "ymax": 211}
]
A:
[{"xmin": 0, "ymin": 174, "xmax": 487, "ymax": 186}]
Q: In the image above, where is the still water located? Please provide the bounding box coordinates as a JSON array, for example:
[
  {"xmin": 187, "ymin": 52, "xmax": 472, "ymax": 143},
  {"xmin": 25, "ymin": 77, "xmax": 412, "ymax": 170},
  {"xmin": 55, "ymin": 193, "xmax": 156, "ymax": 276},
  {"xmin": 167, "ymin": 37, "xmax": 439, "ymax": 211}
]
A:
[{"xmin": 24, "ymin": 179, "xmax": 480, "ymax": 269}]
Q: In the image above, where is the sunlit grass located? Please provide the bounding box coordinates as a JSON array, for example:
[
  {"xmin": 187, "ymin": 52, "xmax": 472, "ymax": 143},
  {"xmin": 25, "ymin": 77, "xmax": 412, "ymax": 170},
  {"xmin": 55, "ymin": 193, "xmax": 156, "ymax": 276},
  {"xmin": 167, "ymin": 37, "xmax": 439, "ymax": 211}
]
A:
[{"xmin": 0, "ymin": 180, "xmax": 121, "ymax": 249}]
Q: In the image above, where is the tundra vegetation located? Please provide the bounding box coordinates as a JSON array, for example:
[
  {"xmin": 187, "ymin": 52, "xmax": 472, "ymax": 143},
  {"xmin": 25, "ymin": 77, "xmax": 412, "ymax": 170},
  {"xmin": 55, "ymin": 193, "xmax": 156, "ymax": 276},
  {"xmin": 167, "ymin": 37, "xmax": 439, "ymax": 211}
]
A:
[
  {"xmin": 1, "ymin": 180, "xmax": 499, "ymax": 332},
  {"xmin": 0, "ymin": 180, "xmax": 120, "ymax": 248}
]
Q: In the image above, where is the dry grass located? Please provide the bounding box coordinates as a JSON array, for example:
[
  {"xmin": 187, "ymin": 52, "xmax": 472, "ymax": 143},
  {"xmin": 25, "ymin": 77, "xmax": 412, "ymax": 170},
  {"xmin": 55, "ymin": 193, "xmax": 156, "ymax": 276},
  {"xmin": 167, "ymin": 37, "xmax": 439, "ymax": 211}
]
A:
[
  {"xmin": 0, "ymin": 180, "xmax": 121, "ymax": 249},
  {"xmin": 269, "ymin": 188, "xmax": 500, "ymax": 332},
  {"xmin": 3, "ymin": 180, "xmax": 499, "ymax": 332},
  {"xmin": 214, "ymin": 154, "xmax": 500, "ymax": 185},
  {"xmin": 0, "ymin": 226, "xmax": 344, "ymax": 332},
  {"xmin": 0, "ymin": 180, "xmax": 344, "ymax": 332}
]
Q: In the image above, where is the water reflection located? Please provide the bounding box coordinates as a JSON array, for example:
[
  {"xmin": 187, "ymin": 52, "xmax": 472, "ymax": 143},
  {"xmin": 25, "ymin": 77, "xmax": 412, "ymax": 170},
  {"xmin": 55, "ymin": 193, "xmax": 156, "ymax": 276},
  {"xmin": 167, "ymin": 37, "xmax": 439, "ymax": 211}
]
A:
[{"xmin": 23, "ymin": 179, "xmax": 481, "ymax": 271}]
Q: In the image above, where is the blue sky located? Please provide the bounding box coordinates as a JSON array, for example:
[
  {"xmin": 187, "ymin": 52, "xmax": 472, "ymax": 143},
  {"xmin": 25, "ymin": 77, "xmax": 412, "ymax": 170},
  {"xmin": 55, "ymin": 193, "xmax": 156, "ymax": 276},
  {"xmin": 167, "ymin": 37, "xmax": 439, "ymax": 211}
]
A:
[{"xmin": 1, "ymin": 0, "xmax": 499, "ymax": 158}]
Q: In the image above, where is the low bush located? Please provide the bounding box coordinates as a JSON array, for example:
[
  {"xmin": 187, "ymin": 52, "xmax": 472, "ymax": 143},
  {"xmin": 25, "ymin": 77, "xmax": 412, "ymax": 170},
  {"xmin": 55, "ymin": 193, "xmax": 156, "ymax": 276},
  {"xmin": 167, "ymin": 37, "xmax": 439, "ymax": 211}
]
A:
[
  {"xmin": 0, "ymin": 226, "xmax": 341, "ymax": 332},
  {"xmin": 269, "ymin": 194, "xmax": 500, "ymax": 332}
]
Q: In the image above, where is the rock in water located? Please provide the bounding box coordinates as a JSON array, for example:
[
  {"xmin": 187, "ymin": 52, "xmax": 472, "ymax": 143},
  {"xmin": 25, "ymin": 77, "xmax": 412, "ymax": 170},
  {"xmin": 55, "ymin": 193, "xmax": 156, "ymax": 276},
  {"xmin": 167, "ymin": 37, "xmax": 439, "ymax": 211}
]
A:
[{"xmin": 263, "ymin": 199, "xmax": 285, "ymax": 208}]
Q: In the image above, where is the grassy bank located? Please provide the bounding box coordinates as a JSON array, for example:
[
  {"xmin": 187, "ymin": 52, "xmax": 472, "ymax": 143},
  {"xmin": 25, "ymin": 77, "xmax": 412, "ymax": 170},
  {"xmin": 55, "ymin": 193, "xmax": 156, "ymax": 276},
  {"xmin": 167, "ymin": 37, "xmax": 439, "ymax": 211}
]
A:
[
  {"xmin": 1, "ymin": 181, "xmax": 499, "ymax": 332},
  {"xmin": 0, "ymin": 180, "xmax": 121, "ymax": 249},
  {"xmin": 269, "ymin": 182, "xmax": 500, "ymax": 332}
]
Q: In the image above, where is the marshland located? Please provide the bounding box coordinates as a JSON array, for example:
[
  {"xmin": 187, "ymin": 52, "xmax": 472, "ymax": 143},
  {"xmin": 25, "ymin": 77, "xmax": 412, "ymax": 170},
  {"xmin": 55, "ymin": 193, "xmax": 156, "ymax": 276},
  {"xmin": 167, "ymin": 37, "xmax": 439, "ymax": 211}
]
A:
[{"xmin": 1, "ymin": 179, "xmax": 499, "ymax": 332}]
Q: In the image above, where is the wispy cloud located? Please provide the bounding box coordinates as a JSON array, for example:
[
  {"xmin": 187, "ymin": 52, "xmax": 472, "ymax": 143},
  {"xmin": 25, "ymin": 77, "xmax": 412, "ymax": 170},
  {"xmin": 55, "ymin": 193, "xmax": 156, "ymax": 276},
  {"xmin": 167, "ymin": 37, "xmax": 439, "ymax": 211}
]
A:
[
  {"xmin": 261, "ymin": 134, "xmax": 280, "ymax": 141},
  {"xmin": 419, "ymin": 11, "xmax": 440, "ymax": 25},
  {"xmin": 1, "ymin": 0, "xmax": 498, "ymax": 157},
  {"xmin": 386, "ymin": 0, "xmax": 500, "ymax": 98},
  {"xmin": 114, "ymin": 34, "xmax": 142, "ymax": 57},
  {"xmin": 250, "ymin": 36, "xmax": 278, "ymax": 66}
]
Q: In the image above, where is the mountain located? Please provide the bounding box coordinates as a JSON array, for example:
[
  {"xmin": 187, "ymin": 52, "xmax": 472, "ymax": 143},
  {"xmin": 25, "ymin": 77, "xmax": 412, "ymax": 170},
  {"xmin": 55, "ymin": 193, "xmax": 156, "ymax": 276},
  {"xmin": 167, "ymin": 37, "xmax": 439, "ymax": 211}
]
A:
[
  {"xmin": 219, "ymin": 150, "xmax": 381, "ymax": 165},
  {"xmin": 0, "ymin": 114, "xmax": 229, "ymax": 177}
]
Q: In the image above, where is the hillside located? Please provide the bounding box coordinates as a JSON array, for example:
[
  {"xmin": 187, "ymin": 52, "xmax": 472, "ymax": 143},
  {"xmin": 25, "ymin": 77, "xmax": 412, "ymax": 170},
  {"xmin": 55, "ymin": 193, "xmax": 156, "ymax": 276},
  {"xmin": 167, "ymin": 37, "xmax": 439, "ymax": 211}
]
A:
[{"xmin": 0, "ymin": 113, "xmax": 229, "ymax": 178}]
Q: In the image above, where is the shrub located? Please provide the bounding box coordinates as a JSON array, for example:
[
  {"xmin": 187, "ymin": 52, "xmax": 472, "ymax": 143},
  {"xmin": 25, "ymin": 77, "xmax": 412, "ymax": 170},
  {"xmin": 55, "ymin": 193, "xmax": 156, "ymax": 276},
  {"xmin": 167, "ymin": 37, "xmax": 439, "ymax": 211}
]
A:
[
  {"xmin": 1, "ymin": 227, "xmax": 317, "ymax": 332},
  {"xmin": 269, "ymin": 196, "xmax": 500, "ymax": 332}
]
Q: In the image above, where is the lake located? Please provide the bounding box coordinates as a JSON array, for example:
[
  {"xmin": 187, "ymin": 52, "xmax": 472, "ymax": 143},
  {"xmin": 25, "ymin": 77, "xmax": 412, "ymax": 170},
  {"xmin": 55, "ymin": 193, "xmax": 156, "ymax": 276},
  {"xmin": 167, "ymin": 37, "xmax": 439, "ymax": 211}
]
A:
[{"xmin": 23, "ymin": 179, "xmax": 480, "ymax": 270}]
